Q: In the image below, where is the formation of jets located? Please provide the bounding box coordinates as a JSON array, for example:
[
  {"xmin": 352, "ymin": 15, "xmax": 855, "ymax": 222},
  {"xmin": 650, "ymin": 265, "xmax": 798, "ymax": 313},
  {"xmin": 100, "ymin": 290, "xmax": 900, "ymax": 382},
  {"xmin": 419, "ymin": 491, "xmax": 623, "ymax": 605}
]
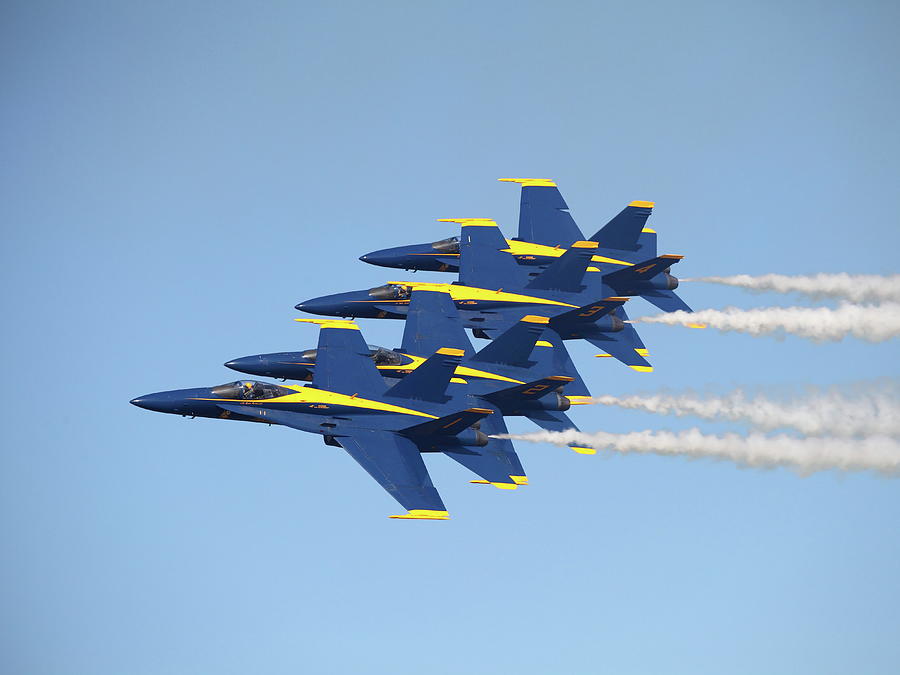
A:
[{"xmin": 131, "ymin": 179, "xmax": 693, "ymax": 519}]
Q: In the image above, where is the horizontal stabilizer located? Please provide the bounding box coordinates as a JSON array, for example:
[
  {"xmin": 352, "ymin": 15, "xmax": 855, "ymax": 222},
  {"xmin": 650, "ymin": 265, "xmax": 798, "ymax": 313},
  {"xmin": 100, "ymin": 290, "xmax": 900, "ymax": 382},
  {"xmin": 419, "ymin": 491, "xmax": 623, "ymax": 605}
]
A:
[
  {"xmin": 444, "ymin": 440, "xmax": 521, "ymax": 488},
  {"xmin": 401, "ymin": 407, "xmax": 494, "ymax": 438},
  {"xmin": 385, "ymin": 347, "xmax": 464, "ymax": 402},
  {"xmin": 641, "ymin": 289, "xmax": 693, "ymax": 313},
  {"xmin": 499, "ymin": 178, "xmax": 585, "ymax": 246},
  {"xmin": 525, "ymin": 240, "xmax": 597, "ymax": 292},
  {"xmin": 589, "ymin": 201, "xmax": 655, "ymax": 251},
  {"xmin": 471, "ymin": 315, "xmax": 548, "ymax": 366},
  {"xmin": 583, "ymin": 327, "xmax": 653, "ymax": 371},
  {"xmin": 548, "ymin": 297, "xmax": 629, "ymax": 334},
  {"xmin": 526, "ymin": 410, "xmax": 595, "ymax": 455},
  {"xmin": 482, "ymin": 375, "xmax": 573, "ymax": 409},
  {"xmin": 602, "ymin": 254, "xmax": 683, "ymax": 292},
  {"xmin": 400, "ymin": 289, "xmax": 473, "ymax": 356}
]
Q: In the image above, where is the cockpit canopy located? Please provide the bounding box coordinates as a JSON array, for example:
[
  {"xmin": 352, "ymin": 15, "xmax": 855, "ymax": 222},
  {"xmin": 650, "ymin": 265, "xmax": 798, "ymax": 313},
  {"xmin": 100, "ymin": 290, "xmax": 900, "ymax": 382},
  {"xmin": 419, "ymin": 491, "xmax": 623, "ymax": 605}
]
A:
[
  {"xmin": 367, "ymin": 283, "xmax": 410, "ymax": 300},
  {"xmin": 431, "ymin": 236, "xmax": 460, "ymax": 254},
  {"xmin": 293, "ymin": 345, "xmax": 407, "ymax": 367},
  {"xmin": 210, "ymin": 380, "xmax": 293, "ymax": 400}
]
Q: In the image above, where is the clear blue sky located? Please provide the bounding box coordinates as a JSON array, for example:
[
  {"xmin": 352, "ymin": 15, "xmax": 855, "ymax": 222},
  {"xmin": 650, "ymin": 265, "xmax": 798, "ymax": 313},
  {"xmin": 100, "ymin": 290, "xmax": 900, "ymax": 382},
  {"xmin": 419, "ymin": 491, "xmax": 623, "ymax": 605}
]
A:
[{"xmin": 3, "ymin": 2, "xmax": 899, "ymax": 673}]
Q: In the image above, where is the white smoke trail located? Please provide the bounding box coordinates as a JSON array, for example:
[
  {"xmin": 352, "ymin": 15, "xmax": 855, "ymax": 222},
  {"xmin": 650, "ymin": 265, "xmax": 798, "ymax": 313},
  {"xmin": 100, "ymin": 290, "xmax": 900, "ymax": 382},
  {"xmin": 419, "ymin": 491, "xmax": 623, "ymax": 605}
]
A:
[
  {"xmin": 633, "ymin": 303, "xmax": 900, "ymax": 342},
  {"xmin": 494, "ymin": 429, "xmax": 900, "ymax": 476},
  {"xmin": 684, "ymin": 273, "xmax": 900, "ymax": 303},
  {"xmin": 591, "ymin": 384, "xmax": 900, "ymax": 437}
]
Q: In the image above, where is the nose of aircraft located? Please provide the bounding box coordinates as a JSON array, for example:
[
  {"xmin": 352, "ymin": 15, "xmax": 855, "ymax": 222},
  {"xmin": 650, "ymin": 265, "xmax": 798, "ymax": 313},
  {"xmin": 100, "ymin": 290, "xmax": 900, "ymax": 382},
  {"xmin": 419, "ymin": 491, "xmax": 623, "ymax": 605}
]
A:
[
  {"xmin": 295, "ymin": 291, "xmax": 357, "ymax": 315},
  {"xmin": 130, "ymin": 391, "xmax": 179, "ymax": 413},
  {"xmin": 225, "ymin": 355, "xmax": 264, "ymax": 376}
]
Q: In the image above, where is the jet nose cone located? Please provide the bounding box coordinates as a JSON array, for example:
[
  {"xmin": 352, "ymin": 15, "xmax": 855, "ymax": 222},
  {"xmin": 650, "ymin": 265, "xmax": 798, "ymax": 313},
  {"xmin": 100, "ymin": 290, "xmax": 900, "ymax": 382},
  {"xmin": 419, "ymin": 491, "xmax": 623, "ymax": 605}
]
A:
[
  {"xmin": 295, "ymin": 295, "xmax": 339, "ymax": 315},
  {"xmin": 225, "ymin": 356, "xmax": 261, "ymax": 375},
  {"xmin": 129, "ymin": 391, "xmax": 182, "ymax": 414},
  {"xmin": 359, "ymin": 254, "xmax": 370, "ymax": 262},
  {"xmin": 130, "ymin": 397, "xmax": 145, "ymax": 407}
]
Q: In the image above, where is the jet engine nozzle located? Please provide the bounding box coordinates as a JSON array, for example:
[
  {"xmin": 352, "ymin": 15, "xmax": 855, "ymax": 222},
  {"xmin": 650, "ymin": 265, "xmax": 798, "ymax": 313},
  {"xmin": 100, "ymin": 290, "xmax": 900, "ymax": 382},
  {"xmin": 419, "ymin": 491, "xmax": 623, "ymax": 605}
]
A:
[
  {"xmin": 456, "ymin": 429, "xmax": 489, "ymax": 447},
  {"xmin": 508, "ymin": 392, "xmax": 571, "ymax": 414},
  {"xmin": 665, "ymin": 273, "xmax": 679, "ymax": 290},
  {"xmin": 610, "ymin": 315, "xmax": 625, "ymax": 332}
]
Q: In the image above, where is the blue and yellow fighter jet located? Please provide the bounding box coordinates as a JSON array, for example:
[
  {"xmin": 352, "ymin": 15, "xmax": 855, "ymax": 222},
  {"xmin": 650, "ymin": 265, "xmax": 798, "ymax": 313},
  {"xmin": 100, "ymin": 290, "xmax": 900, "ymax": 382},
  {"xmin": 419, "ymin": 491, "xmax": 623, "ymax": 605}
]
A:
[
  {"xmin": 227, "ymin": 289, "xmax": 597, "ymax": 455},
  {"xmin": 131, "ymin": 319, "xmax": 578, "ymax": 518},
  {"xmin": 359, "ymin": 178, "xmax": 692, "ymax": 314},
  {"xmin": 297, "ymin": 218, "xmax": 662, "ymax": 371}
]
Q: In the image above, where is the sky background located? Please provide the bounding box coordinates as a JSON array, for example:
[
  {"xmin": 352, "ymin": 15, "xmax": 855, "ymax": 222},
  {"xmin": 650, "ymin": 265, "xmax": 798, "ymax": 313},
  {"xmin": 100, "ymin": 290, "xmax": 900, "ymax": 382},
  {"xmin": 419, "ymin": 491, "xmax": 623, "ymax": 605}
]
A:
[{"xmin": 3, "ymin": 1, "xmax": 899, "ymax": 673}]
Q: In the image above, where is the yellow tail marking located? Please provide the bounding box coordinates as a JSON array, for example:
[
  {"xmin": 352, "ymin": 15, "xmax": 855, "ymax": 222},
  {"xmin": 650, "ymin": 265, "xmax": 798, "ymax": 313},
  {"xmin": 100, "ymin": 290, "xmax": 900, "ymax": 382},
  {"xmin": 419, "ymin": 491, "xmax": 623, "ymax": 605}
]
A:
[
  {"xmin": 294, "ymin": 318, "xmax": 359, "ymax": 330},
  {"xmin": 389, "ymin": 510, "xmax": 450, "ymax": 520},
  {"xmin": 510, "ymin": 475, "xmax": 529, "ymax": 485},
  {"xmin": 629, "ymin": 200, "xmax": 655, "ymax": 208},
  {"xmin": 635, "ymin": 348, "xmax": 650, "ymax": 356},
  {"xmin": 437, "ymin": 347, "xmax": 465, "ymax": 357},
  {"xmin": 469, "ymin": 480, "xmax": 490, "ymax": 485},
  {"xmin": 571, "ymin": 240, "xmax": 600, "ymax": 249},
  {"xmin": 521, "ymin": 315, "xmax": 550, "ymax": 324},
  {"xmin": 687, "ymin": 323, "xmax": 708, "ymax": 329},
  {"xmin": 534, "ymin": 340, "xmax": 554, "ymax": 348},
  {"xmin": 491, "ymin": 482, "xmax": 518, "ymax": 490},
  {"xmin": 438, "ymin": 218, "xmax": 498, "ymax": 227},
  {"xmin": 449, "ymin": 377, "xmax": 467, "ymax": 384},
  {"xmin": 642, "ymin": 228, "xmax": 656, "ymax": 234},
  {"xmin": 498, "ymin": 178, "xmax": 557, "ymax": 187},
  {"xmin": 629, "ymin": 365, "xmax": 654, "ymax": 373},
  {"xmin": 571, "ymin": 446, "xmax": 597, "ymax": 455},
  {"xmin": 594, "ymin": 353, "xmax": 613, "ymax": 358}
]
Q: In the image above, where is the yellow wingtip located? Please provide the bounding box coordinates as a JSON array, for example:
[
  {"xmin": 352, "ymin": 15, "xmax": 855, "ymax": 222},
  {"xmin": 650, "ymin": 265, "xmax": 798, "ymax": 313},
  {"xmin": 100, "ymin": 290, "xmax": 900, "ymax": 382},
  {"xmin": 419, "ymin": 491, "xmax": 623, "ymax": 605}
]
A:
[
  {"xmin": 437, "ymin": 218, "xmax": 497, "ymax": 227},
  {"xmin": 686, "ymin": 323, "xmax": 708, "ymax": 329},
  {"xmin": 491, "ymin": 482, "xmax": 518, "ymax": 490},
  {"xmin": 634, "ymin": 348, "xmax": 650, "ymax": 356},
  {"xmin": 571, "ymin": 240, "xmax": 600, "ymax": 250},
  {"xmin": 571, "ymin": 446, "xmax": 597, "ymax": 455},
  {"xmin": 629, "ymin": 365, "xmax": 654, "ymax": 373},
  {"xmin": 510, "ymin": 475, "xmax": 529, "ymax": 485},
  {"xmin": 521, "ymin": 315, "xmax": 551, "ymax": 324},
  {"xmin": 294, "ymin": 319, "xmax": 359, "ymax": 330},
  {"xmin": 437, "ymin": 347, "xmax": 465, "ymax": 357},
  {"xmin": 534, "ymin": 340, "xmax": 553, "ymax": 348},
  {"xmin": 389, "ymin": 509, "xmax": 450, "ymax": 520},
  {"xmin": 498, "ymin": 178, "xmax": 557, "ymax": 187}
]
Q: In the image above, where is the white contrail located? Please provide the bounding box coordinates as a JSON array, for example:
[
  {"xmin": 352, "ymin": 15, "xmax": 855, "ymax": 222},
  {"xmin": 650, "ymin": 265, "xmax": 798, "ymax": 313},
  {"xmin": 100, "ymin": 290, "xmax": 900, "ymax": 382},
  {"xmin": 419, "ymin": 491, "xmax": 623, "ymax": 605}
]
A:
[
  {"xmin": 683, "ymin": 273, "xmax": 900, "ymax": 303},
  {"xmin": 633, "ymin": 303, "xmax": 900, "ymax": 342},
  {"xmin": 591, "ymin": 384, "xmax": 900, "ymax": 437},
  {"xmin": 494, "ymin": 429, "xmax": 900, "ymax": 476}
]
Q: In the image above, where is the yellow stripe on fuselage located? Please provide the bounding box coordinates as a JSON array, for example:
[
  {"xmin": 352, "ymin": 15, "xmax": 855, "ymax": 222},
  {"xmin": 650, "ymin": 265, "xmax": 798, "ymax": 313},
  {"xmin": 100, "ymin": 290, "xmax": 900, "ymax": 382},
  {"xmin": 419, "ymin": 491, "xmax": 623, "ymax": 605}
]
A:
[
  {"xmin": 376, "ymin": 353, "xmax": 524, "ymax": 384},
  {"xmin": 389, "ymin": 280, "xmax": 577, "ymax": 308},
  {"xmin": 502, "ymin": 239, "xmax": 634, "ymax": 267},
  {"xmin": 192, "ymin": 385, "xmax": 437, "ymax": 418}
]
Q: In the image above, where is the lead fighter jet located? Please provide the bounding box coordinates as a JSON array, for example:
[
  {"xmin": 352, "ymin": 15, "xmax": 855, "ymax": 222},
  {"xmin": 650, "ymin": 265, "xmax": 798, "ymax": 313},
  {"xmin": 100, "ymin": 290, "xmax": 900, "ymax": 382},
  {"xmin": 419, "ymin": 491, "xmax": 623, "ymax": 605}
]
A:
[
  {"xmin": 227, "ymin": 289, "xmax": 598, "ymax": 455},
  {"xmin": 359, "ymin": 178, "xmax": 693, "ymax": 314},
  {"xmin": 131, "ymin": 319, "xmax": 576, "ymax": 518}
]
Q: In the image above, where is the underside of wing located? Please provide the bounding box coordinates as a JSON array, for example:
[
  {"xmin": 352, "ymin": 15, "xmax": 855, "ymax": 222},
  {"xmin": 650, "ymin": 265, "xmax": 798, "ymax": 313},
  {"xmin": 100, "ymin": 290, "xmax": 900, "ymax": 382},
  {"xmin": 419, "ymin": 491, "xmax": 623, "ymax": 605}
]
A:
[{"xmin": 337, "ymin": 429, "xmax": 449, "ymax": 519}]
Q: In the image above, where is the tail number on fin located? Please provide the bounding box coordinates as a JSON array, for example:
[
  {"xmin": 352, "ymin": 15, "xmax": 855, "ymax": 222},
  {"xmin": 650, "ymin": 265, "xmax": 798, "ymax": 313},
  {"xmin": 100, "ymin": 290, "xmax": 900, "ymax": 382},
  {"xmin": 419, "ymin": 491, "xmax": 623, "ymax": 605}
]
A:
[
  {"xmin": 522, "ymin": 383, "xmax": 552, "ymax": 396},
  {"xmin": 634, "ymin": 264, "xmax": 655, "ymax": 275},
  {"xmin": 578, "ymin": 304, "xmax": 607, "ymax": 318}
]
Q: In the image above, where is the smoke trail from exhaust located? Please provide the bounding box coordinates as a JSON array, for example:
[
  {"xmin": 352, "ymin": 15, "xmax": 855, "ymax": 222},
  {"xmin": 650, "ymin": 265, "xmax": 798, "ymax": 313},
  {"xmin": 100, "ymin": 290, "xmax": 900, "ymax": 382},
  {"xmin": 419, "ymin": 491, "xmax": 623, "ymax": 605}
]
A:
[
  {"xmin": 494, "ymin": 429, "xmax": 900, "ymax": 476},
  {"xmin": 633, "ymin": 303, "xmax": 900, "ymax": 342},
  {"xmin": 591, "ymin": 384, "xmax": 900, "ymax": 437},
  {"xmin": 683, "ymin": 273, "xmax": 900, "ymax": 303}
]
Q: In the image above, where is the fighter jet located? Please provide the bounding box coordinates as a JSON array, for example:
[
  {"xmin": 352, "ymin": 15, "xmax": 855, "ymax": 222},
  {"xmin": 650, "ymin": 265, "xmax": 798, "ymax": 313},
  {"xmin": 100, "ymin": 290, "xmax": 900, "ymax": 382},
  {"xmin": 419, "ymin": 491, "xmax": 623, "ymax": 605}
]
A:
[
  {"xmin": 297, "ymin": 218, "xmax": 664, "ymax": 371},
  {"xmin": 131, "ymin": 319, "xmax": 577, "ymax": 518},
  {"xmin": 359, "ymin": 178, "xmax": 692, "ymax": 313},
  {"xmin": 227, "ymin": 289, "xmax": 598, "ymax": 455}
]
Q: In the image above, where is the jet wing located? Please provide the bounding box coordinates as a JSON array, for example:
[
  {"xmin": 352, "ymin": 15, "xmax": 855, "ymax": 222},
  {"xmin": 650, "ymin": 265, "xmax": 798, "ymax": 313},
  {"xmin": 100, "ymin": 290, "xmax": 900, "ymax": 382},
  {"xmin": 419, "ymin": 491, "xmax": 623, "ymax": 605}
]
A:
[
  {"xmin": 499, "ymin": 178, "xmax": 585, "ymax": 246},
  {"xmin": 295, "ymin": 319, "xmax": 386, "ymax": 397},
  {"xmin": 337, "ymin": 429, "xmax": 450, "ymax": 519},
  {"xmin": 400, "ymin": 290, "xmax": 474, "ymax": 357}
]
